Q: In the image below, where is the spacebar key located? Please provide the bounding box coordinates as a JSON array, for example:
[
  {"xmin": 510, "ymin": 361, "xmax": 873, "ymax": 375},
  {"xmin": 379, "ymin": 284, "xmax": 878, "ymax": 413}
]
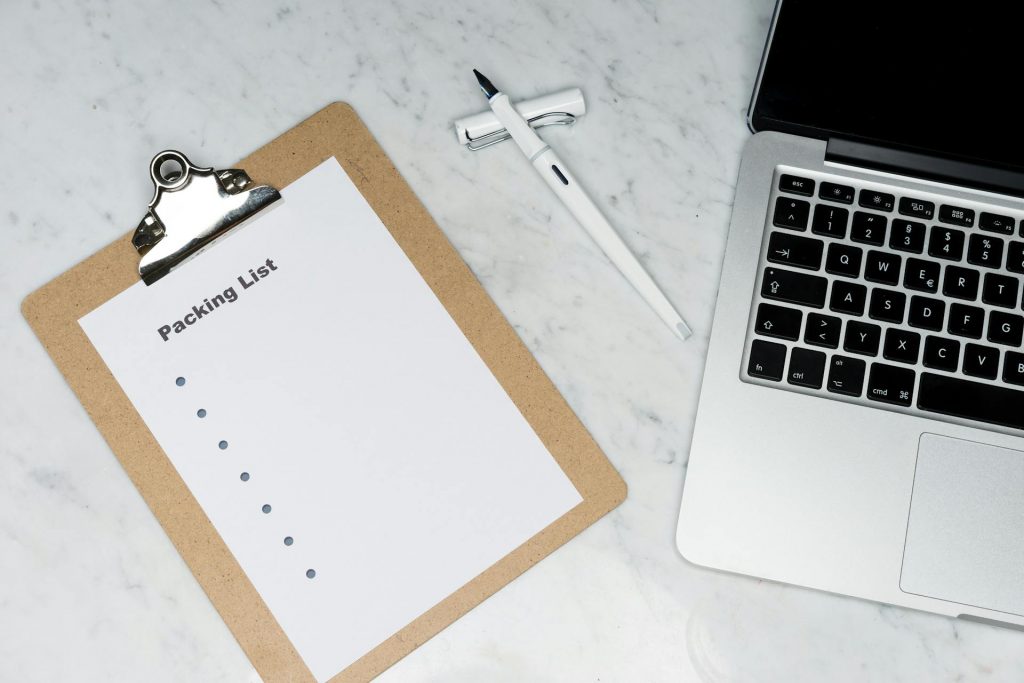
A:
[{"xmin": 918, "ymin": 373, "xmax": 1024, "ymax": 430}]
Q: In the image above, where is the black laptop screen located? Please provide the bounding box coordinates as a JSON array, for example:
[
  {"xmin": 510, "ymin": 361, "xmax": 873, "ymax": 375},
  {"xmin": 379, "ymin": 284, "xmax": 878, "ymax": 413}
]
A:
[{"xmin": 751, "ymin": 1, "xmax": 1024, "ymax": 172}]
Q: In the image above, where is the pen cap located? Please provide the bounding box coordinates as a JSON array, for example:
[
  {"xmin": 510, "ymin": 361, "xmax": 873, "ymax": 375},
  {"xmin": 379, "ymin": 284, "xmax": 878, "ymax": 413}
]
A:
[{"xmin": 454, "ymin": 87, "xmax": 586, "ymax": 148}]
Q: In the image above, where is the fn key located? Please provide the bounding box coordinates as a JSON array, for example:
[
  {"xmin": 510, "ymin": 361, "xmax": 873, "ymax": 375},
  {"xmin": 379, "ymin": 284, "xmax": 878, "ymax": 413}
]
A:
[{"xmin": 748, "ymin": 340, "xmax": 787, "ymax": 381}]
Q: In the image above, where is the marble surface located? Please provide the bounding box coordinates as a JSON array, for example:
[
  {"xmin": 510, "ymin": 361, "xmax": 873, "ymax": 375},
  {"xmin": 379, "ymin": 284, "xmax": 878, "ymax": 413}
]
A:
[{"xmin": 2, "ymin": 0, "xmax": 1023, "ymax": 681}]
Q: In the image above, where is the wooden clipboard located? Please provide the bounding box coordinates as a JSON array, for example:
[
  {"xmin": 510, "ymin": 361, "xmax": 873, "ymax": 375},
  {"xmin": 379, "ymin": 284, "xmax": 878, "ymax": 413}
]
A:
[{"xmin": 21, "ymin": 102, "xmax": 626, "ymax": 682}]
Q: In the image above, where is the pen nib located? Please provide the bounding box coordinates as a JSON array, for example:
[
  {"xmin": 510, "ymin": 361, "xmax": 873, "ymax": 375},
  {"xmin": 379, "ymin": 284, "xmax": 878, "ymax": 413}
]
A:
[{"xmin": 472, "ymin": 69, "xmax": 499, "ymax": 99}]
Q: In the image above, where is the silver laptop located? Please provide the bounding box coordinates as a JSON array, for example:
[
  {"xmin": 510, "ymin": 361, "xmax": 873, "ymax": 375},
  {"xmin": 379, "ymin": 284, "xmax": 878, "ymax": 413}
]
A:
[{"xmin": 677, "ymin": 0, "xmax": 1024, "ymax": 627}]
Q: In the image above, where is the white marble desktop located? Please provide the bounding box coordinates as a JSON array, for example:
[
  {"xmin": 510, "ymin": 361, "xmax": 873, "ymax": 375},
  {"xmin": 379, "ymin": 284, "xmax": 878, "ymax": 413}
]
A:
[{"xmin": 1, "ymin": 0, "xmax": 1022, "ymax": 681}]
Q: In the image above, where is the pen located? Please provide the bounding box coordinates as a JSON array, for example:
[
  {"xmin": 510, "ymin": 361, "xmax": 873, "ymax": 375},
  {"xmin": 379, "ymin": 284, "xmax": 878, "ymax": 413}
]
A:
[{"xmin": 473, "ymin": 69, "xmax": 693, "ymax": 341}]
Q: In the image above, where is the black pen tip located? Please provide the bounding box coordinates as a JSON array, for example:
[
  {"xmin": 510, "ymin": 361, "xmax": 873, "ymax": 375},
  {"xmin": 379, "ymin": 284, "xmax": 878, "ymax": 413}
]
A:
[{"xmin": 473, "ymin": 69, "xmax": 499, "ymax": 99}]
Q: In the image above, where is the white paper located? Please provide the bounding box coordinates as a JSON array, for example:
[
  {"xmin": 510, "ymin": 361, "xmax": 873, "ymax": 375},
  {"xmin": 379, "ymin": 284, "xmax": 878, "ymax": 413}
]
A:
[{"xmin": 79, "ymin": 159, "xmax": 582, "ymax": 682}]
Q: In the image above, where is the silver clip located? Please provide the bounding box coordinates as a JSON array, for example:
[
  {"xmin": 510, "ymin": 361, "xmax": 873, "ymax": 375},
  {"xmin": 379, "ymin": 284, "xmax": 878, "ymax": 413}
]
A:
[
  {"xmin": 132, "ymin": 151, "xmax": 281, "ymax": 285},
  {"xmin": 465, "ymin": 111, "xmax": 577, "ymax": 151}
]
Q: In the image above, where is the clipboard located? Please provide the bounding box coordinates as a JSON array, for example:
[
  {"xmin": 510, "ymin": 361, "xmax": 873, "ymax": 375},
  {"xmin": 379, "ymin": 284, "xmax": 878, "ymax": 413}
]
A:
[{"xmin": 21, "ymin": 102, "xmax": 626, "ymax": 682}]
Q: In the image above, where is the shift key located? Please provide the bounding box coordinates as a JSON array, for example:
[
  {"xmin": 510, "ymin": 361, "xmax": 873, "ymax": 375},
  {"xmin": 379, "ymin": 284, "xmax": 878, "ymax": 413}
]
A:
[{"xmin": 761, "ymin": 267, "xmax": 828, "ymax": 308}]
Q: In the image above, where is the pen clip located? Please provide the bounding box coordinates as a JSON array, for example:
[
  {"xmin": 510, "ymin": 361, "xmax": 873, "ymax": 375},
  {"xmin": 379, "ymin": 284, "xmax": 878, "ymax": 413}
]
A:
[{"xmin": 465, "ymin": 112, "xmax": 577, "ymax": 151}]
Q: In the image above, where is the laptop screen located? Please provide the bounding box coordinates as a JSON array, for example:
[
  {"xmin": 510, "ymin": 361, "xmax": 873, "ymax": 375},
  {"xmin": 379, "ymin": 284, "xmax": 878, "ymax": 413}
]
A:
[{"xmin": 751, "ymin": 1, "xmax": 1024, "ymax": 172}]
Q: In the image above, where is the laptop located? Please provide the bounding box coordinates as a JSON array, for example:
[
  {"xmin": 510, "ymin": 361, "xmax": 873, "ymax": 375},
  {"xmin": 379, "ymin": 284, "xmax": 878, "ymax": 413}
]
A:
[{"xmin": 677, "ymin": 0, "xmax": 1024, "ymax": 627}]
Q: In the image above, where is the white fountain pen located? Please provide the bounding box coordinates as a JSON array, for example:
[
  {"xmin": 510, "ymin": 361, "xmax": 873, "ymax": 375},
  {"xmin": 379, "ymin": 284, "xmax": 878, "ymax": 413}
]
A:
[{"xmin": 473, "ymin": 69, "xmax": 692, "ymax": 341}]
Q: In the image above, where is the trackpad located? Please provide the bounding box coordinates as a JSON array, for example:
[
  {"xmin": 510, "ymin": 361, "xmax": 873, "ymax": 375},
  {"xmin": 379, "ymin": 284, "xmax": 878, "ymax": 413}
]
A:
[{"xmin": 901, "ymin": 434, "xmax": 1024, "ymax": 617}]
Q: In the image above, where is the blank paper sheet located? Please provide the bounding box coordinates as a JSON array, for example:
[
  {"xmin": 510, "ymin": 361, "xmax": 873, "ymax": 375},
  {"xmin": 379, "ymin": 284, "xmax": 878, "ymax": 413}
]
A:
[{"xmin": 79, "ymin": 158, "xmax": 582, "ymax": 682}]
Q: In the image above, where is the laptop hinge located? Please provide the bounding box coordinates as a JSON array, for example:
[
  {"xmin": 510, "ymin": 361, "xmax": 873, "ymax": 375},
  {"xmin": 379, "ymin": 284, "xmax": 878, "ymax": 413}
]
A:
[{"xmin": 826, "ymin": 138, "xmax": 1024, "ymax": 199}]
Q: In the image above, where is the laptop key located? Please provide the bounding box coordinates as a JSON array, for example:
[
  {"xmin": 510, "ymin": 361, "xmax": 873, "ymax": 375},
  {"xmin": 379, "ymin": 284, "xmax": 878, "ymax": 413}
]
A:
[
  {"xmin": 773, "ymin": 197, "xmax": 810, "ymax": 231},
  {"xmin": 858, "ymin": 191, "xmax": 894, "ymax": 212},
  {"xmin": 979, "ymin": 211, "xmax": 1015, "ymax": 235},
  {"xmin": 927, "ymin": 226, "xmax": 965, "ymax": 261},
  {"xmin": 819, "ymin": 181, "xmax": 854, "ymax": 204},
  {"xmin": 1007, "ymin": 241, "xmax": 1024, "ymax": 274},
  {"xmin": 890, "ymin": 219, "xmax": 926, "ymax": 253},
  {"xmin": 761, "ymin": 267, "xmax": 828, "ymax": 308},
  {"xmin": 826, "ymin": 355, "xmax": 866, "ymax": 396},
  {"xmin": 923, "ymin": 336, "xmax": 960, "ymax": 372},
  {"xmin": 779, "ymin": 174, "xmax": 815, "ymax": 197},
  {"xmin": 869, "ymin": 288, "xmax": 906, "ymax": 324},
  {"xmin": 1004, "ymin": 351, "xmax": 1024, "ymax": 386},
  {"xmin": 948, "ymin": 303, "xmax": 984, "ymax": 338},
  {"xmin": 812, "ymin": 204, "xmax": 849, "ymax": 238},
  {"xmin": 850, "ymin": 211, "xmax": 887, "ymax": 245},
  {"xmin": 748, "ymin": 340, "xmax": 787, "ymax": 381},
  {"xmin": 942, "ymin": 265, "xmax": 980, "ymax": 300},
  {"xmin": 982, "ymin": 273, "xmax": 1019, "ymax": 308},
  {"xmin": 908, "ymin": 295, "xmax": 945, "ymax": 331},
  {"xmin": 899, "ymin": 197, "xmax": 935, "ymax": 220},
  {"xmin": 844, "ymin": 321, "xmax": 881, "ymax": 356},
  {"xmin": 767, "ymin": 231, "xmax": 824, "ymax": 270},
  {"xmin": 918, "ymin": 373, "xmax": 1024, "ymax": 430},
  {"xmin": 966, "ymin": 234, "xmax": 1003, "ymax": 268},
  {"xmin": 883, "ymin": 328, "xmax": 921, "ymax": 364},
  {"xmin": 825, "ymin": 243, "xmax": 862, "ymax": 277},
  {"xmin": 805, "ymin": 312, "xmax": 841, "ymax": 348},
  {"xmin": 830, "ymin": 280, "xmax": 867, "ymax": 315},
  {"xmin": 938, "ymin": 204, "xmax": 975, "ymax": 227},
  {"xmin": 755, "ymin": 303, "xmax": 802, "ymax": 341},
  {"xmin": 963, "ymin": 343, "xmax": 1000, "ymax": 380},
  {"xmin": 864, "ymin": 250, "xmax": 901, "ymax": 285},
  {"xmin": 904, "ymin": 258, "xmax": 939, "ymax": 293},
  {"xmin": 988, "ymin": 310, "xmax": 1024, "ymax": 346},
  {"xmin": 787, "ymin": 348, "xmax": 826, "ymax": 389},
  {"xmin": 867, "ymin": 363, "xmax": 915, "ymax": 406}
]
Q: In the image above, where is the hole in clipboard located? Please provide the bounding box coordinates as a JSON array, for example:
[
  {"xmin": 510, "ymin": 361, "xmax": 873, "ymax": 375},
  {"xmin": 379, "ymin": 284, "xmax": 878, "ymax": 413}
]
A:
[
  {"xmin": 158, "ymin": 158, "xmax": 184, "ymax": 183},
  {"xmin": 151, "ymin": 151, "xmax": 190, "ymax": 190}
]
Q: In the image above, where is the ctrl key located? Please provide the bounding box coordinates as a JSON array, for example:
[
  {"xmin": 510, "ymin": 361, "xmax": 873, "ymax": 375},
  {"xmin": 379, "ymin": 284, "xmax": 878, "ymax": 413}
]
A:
[
  {"xmin": 787, "ymin": 348, "xmax": 826, "ymax": 389},
  {"xmin": 866, "ymin": 362, "xmax": 916, "ymax": 406},
  {"xmin": 748, "ymin": 339, "xmax": 787, "ymax": 381}
]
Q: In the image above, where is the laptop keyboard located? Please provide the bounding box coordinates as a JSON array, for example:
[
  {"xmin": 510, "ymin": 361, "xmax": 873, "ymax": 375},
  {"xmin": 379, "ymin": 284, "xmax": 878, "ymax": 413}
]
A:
[{"xmin": 743, "ymin": 168, "xmax": 1024, "ymax": 433}]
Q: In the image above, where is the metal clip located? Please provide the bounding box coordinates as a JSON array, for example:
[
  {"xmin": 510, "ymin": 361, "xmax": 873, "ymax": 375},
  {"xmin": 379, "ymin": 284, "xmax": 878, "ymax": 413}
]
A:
[
  {"xmin": 132, "ymin": 150, "xmax": 281, "ymax": 285},
  {"xmin": 454, "ymin": 87, "xmax": 586, "ymax": 151},
  {"xmin": 465, "ymin": 111, "xmax": 578, "ymax": 151}
]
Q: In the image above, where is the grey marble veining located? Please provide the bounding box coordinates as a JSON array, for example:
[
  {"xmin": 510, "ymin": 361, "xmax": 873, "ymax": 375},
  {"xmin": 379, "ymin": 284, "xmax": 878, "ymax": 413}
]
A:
[{"xmin": 2, "ymin": 0, "xmax": 1023, "ymax": 681}]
